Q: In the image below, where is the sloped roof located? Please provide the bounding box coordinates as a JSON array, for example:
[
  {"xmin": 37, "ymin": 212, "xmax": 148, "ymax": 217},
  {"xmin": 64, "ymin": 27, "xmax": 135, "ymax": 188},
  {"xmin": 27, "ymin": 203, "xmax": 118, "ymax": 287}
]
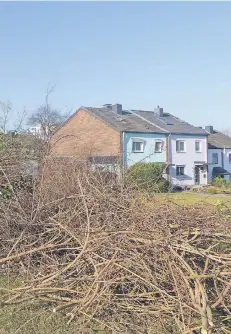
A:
[
  {"xmin": 80, "ymin": 107, "xmax": 207, "ymax": 135},
  {"xmin": 84, "ymin": 107, "xmax": 166, "ymax": 133},
  {"xmin": 207, "ymin": 131, "xmax": 231, "ymax": 149},
  {"xmin": 133, "ymin": 110, "xmax": 207, "ymax": 135}
]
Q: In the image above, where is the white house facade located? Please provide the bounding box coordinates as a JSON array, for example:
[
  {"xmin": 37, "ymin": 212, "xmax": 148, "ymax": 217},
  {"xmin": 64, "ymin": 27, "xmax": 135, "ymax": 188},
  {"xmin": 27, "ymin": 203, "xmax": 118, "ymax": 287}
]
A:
[
  {"xmin": 169, "ymin": 134, "xmax": 208, "ymax": 187},
  {"xmin": 28, "ymin": 125, "xmax": 42, "ymax": 136}
]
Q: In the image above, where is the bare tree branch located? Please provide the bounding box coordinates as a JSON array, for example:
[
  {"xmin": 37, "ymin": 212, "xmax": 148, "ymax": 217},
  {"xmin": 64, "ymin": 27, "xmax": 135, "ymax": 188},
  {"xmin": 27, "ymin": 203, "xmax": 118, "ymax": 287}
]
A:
[
  {"xmin": 0, "ymin": 100, "xmax": 12, "ymax": 133},
  {"xmin": 27, "ymin": 84, "xmax": 68, "ymax": 140}
]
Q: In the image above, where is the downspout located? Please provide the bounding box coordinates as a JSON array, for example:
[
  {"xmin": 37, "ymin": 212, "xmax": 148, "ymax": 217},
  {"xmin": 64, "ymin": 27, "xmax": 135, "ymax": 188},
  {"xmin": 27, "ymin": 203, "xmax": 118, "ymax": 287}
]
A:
[
  {"xmin": 120, "ymin": 131, "xmax": 125, "ymax": 183},
  {"xmin": 122, "ymin": 131, "xmax": 125, "ymax": 169},
  {"xmin": 206, "ymin": 135, "xmax": 209, "ymax": 184},
  {"xmin": 167, "ymin": 133, "xmax": 171, "ymax": 184},
  {"xmin": 222, "ymin": 148, "xmax": 224, "ymax": 169}
]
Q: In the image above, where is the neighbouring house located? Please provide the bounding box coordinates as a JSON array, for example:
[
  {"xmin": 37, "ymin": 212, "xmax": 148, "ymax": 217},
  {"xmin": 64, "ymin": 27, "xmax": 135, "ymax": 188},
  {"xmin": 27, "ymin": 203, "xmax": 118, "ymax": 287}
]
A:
[
  {"xmin": 52, "ymin": 104, "xmax": 208, "ymax": 187},
  {"xmin": 29, "ymin": 125, "xmax": 43, "ymax": 137},
  {"xmin": 28, "ymin": 125, "xmax": 56, "ymax": 140},
  {"xmin": 206, "ymin": 126, "xmax": 231, "ymax": 182}
]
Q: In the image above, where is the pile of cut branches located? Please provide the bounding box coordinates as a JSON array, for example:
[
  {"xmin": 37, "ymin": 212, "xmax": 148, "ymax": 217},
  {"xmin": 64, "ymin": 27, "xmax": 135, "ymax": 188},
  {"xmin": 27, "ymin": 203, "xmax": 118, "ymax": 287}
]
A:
[{"xmin": 0, "ymin": 162, "xmax": 231, "ymax": 334}]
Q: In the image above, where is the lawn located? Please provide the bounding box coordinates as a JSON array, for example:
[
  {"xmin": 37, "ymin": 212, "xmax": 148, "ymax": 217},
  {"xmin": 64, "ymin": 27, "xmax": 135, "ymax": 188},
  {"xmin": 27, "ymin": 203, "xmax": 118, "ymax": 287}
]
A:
[
  {"xmin": 165, "ymin": 192, "xmax": 231, "ymax": 207},
  {"xmin": 0, "ymin": 276, "xmax": 80, "ymax": 334}
]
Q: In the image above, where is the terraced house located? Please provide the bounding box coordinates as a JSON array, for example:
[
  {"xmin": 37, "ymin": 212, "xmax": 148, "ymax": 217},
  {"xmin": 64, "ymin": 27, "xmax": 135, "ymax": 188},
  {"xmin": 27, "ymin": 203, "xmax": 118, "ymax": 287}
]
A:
[
  {"xmin": 52, "ymin": 104, "xmax": 209, "ymax": 187},
  {"xmin": 206, "ymin": 126, "xmax": 231, "ymax": 182}
]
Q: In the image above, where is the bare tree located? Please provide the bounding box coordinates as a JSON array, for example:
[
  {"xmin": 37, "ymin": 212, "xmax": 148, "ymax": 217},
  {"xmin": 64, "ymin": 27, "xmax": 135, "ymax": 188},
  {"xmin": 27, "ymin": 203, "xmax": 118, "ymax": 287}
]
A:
[
  {"xmin": 14, "ymin": 106, "xmax": 28, "ymax": 132},
  {"xmin": 0, "ymin": 100, "xmax": 12, "ymax": 133},
  {"xmin": 27, "ymin": 84, "xmax": 68, "ymax": 141}
]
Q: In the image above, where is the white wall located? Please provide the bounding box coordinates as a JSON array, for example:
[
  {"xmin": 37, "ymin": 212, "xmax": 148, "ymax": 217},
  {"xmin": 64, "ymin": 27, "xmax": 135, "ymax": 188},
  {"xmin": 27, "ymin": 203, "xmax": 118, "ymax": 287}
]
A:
[
  {"xmin": 169, "ymin": 135, "xmax": 208, "ymax": 186},
  {"xmin": 208, "ymin": 149, "xmax": 222, "ymax": 182}
]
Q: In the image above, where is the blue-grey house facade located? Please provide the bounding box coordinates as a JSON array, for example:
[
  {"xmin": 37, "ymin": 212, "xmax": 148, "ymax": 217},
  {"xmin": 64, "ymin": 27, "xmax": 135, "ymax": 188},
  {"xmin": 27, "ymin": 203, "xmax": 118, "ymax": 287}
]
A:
[
  {"xmin": 206, "ymin": 126, "xmax": 231, "ymax": 182},
  {"xmin": 123, "ymin": 132, "xmax": 167, "ymax": 168}
]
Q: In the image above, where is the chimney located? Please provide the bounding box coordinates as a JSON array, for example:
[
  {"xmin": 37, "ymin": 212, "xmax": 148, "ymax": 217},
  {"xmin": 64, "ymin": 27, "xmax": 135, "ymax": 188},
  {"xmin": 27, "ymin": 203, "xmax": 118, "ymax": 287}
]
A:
[
  {"xmin": 103, "ymin": 104, "xmax": 112, "ymax": 110},
  {"xmin": 154, "ymin": 105, "xmax": 164, "ymax": 117},
  {"xmin": 205, "ymin": 125, "xmax": 214, "ymax": 134},
  {"xmin": 112, "ymin": 103, "xmax": 123, "ymax": 115}
]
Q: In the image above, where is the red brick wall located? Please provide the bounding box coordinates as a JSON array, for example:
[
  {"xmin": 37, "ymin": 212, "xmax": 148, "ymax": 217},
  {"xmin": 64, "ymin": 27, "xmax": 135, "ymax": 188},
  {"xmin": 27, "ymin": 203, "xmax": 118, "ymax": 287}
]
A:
[{"xmin": 51, "ymin": 109, "xmax": 121, "ymax": 157}]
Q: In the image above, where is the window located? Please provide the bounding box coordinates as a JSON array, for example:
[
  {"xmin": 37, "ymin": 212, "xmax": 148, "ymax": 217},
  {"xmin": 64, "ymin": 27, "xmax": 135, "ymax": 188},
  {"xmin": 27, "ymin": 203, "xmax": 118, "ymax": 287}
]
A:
[
  {"xmin": 212, "ymin": 153, "xmax": 218, "ymax": 164},
  {"xmin": 176, "ymin": 166, "xmax": 185, "ymax": 176},
  {"xmin": 176, "ymin": 140, "xmax": 185, "ymax": 152},
  {"xmin": 132, "ymin": 141, "xmax": 144, "ymax": 153},
  {"xmin": 229, "ymin": 153, "xmax": 231, "ymax": 164},
  {"xmin": 195, "ymin": 140, "xmax": 201, "ymax": 152},
  {"xmin": 155, "ymin": 140, "xmax": 162, "ymax": 153}
]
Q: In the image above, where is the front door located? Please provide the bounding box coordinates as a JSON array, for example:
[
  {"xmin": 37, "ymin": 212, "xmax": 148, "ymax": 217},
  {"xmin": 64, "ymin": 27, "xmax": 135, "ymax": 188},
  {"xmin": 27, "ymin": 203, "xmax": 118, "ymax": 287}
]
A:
[
  {"xmin": 195, "ymin": 166, "xmax": 200, "ymax": 185},
  {"xmin": 195, "ymin": 165, "xmax": 207, "ymax": 185}
]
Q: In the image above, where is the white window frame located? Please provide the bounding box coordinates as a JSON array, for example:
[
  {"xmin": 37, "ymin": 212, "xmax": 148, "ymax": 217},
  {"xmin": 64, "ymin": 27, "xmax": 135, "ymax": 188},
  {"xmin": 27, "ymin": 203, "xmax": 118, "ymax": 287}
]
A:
[
  {"xmin": 195, "ymin": 140, "xmax": 201, "ymax": 153},
  {"xmin": 176, "ymin": 140, "xmax": 186, "ymax": 153},
  {"xmin": 212, "ymin": 153, "xmax": 218, "ymax": 164},
  {"xmin": 176, "ymin": 165, "xmax": 185, "ymax": 177},
  {"xmin": 131, "ymin": 139, "xmax": 145, "ymax": 153},
  {"xmin": 154, "ymin": 140, "xmax": 163, "ymax": 153}
]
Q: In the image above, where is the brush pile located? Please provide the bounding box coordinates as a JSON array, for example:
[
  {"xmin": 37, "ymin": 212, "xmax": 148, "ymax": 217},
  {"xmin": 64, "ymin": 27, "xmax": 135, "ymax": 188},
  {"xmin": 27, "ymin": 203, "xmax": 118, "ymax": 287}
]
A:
[{"xmin": 1, "ymin": 161, "xmax": 231, "ymax": 333}]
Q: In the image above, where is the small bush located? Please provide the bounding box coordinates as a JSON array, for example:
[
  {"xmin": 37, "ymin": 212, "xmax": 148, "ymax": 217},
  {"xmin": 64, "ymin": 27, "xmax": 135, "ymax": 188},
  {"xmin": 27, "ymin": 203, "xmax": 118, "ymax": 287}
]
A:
[
  {"xmin": 125, "ymin": 162, "xmax": 170, "ymax": 193},
  {"xmin": 214, "ymin": 176, "xmax": 227, "ymax": 187},
  {"xmin": 208, "ymin": 187, "xmax": 217, "ymax": 195}
]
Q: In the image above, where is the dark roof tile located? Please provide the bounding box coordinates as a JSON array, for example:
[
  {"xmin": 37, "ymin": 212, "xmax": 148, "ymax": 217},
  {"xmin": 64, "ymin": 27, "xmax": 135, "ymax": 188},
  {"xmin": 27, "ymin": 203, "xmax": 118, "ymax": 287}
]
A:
[
  {"xmin": 84, "ymin": 107, "xmax": 166, "ymax": 133},
  {"xmin": 83, "ymin": 107, "xmax": 207, "ymax": 135},
  {"xmin": 208, "ymin": 131, "xmax": 231, "ymax": 149}
]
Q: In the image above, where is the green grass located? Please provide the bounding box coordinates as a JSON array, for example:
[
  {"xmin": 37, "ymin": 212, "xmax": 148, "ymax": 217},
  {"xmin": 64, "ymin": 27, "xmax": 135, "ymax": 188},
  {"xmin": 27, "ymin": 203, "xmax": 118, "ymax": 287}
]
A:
[
  {"xmin": 0, "ymin": 276, "xmax": 86, "ymax": 334},
  {"xmin": 165, "ymin": 192, "xmax": 231, "ymax": 207}
]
